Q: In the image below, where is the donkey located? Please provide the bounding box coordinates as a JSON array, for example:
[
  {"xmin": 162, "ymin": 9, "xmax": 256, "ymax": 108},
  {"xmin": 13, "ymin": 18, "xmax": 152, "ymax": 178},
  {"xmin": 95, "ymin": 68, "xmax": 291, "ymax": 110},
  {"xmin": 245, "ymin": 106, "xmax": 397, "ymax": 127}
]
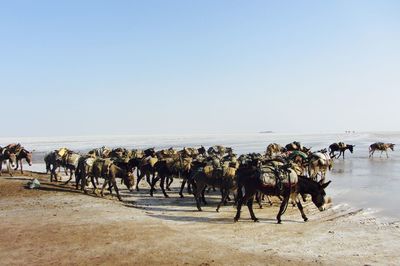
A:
[
  {"xmin": 61, "ymin": 151, "xmax": 81, "ymax": 184},
  {"xmin": 98, "ymin": 162, "xmax": 135, "ymax": 201},
  {"xmin": 191, "ymin": 161, "xmax": 238, "ymax": 212},
  {"xmin": 136, "ymin": 156, "xmax": 157, "ymax": 192},
  {"xmin": 44, "ymin": 151, "xmax": 62, "ymax": 181},
  {"xmin": 369, "ymin": 142, "xmax": 395, "ymax": 158},
  {"xmin": 15, "ymin": 148, "xmax": 33, "ymax": 174},
  {"xmin": 329, "ymin": 142, "xmax": 354, "ymax": 159},
  {"xmin": 77, "ymin": 158, "xmax": 134, "ymax": 201},
  {"xmin": 308, "ymin": 151, "xmax": 333, "ymax": 183},
  {"xmin": 0, "ymin": 148, "xmax": 17, "ymax": 176},
  {"xmin": 151, "ymin": 159, "xmax": 176, "ymax": 198},
  {"xmin": 234, "ymin": 163, "xmax": 331, "ymax": 224}
]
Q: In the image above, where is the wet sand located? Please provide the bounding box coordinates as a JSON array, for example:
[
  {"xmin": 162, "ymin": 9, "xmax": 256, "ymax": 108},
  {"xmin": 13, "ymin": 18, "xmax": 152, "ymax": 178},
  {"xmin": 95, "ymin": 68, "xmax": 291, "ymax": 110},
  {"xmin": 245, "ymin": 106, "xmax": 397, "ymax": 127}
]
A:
[{"xmin": 1, "ymin": 171, "xmax": 399, "ymax": 265}]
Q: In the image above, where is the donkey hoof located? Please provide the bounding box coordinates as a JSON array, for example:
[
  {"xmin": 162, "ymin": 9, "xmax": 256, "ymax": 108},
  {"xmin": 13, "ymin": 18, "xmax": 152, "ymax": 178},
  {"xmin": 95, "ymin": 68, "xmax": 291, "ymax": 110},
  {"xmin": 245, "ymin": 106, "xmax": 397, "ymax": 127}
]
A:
[
  {"xmin": 233, "ymin": 217, "xmax": 239, "ymax": 223},
  {"xmin": 253, "ymin": 218, "xmax": 259, "ymax": 223},
  {"xmin": 303, "ymin": 217, "xmax": 308, "ymax": 222},
  {"xmin": 216, "ymin": 208, "xmax": 220, "ymax": 212},
  {"xmin": 277, "ymin": 220, "xmax": 282, "ymax": 224}
]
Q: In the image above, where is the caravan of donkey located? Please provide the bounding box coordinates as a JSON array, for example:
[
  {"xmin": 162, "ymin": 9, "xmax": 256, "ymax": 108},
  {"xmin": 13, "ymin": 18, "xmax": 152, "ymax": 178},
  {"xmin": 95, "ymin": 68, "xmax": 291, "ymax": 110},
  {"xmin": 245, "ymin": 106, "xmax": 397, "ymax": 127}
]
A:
[{"xmin": 0, "ymin": 141, "xmax": 395, "ymax": 223}]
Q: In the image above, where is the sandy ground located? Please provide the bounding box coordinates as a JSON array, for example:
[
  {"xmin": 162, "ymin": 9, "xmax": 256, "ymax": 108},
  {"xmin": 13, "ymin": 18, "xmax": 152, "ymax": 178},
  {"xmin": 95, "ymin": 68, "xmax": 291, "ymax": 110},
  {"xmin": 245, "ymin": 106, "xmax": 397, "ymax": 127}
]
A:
[{"xmin": 0, "ymin": 171, "xmax": 399, "ymax": 266}]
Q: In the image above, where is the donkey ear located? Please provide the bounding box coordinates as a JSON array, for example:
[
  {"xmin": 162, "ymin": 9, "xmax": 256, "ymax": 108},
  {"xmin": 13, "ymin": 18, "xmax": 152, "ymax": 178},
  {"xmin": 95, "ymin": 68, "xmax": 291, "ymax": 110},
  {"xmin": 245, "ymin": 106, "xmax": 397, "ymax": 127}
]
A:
[{"xmin": 321, "ymin": 180, "xmax": 332, "ymax": 189}]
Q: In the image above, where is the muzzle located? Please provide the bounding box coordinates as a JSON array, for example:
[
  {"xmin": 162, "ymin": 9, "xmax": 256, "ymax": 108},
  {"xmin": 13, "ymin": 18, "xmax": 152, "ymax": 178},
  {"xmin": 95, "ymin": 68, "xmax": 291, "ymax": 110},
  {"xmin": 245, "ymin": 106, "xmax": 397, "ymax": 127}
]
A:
[{"xmin": 318, "ymin": 197, "xmax": 332, "ymax": 211}]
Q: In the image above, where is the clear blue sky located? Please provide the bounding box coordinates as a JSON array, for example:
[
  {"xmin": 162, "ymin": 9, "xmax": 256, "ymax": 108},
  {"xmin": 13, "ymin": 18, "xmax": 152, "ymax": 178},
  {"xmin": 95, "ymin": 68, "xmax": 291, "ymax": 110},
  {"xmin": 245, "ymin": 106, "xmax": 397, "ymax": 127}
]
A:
[{"xmin": 1, "ymin": 0, "xmax": 399, "ymax": 137}]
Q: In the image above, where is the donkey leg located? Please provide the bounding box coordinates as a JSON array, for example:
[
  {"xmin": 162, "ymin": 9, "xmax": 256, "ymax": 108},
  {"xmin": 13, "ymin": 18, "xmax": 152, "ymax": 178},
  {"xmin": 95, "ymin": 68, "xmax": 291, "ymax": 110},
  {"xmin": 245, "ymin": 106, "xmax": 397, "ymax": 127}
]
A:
[
  {"xmin": 247, "ymin": 195, "xmax": 259, "ymax": 222},
  {"xmin": 255, "ymin": 192, "xmax": 263, "ymax": 209},
  {"xmin": 201, "ymin": 186, "xmax": 207, "ymax": 205},
  {"xmin": 296, "ymin": 200, "xmax": 308, "ymax": 222},
  {"xmin": 7, "ymin": 161, "xmax": 13, "ymax": 177},
  {"xmin": 108, "ymin": 180, "xmax": 113, "ymax": 196},
  {"xmin": 75, "ymin": 172, "xmax": 81, "ymax": 190},
  {"xmin": 136, "ymin": 173, "xmax": 143, "ymax": 191},
  {"xmin": 20, "ymin": 160, "xmax": 24, "ymax": 174},
  {"xmin": 100, "ymin": 180, "xmax": 108, "ymax": 197},
  {"xmin": 50, "ymin": 168, "xmax": 54, "ymax": 182},
  {"xmin": 165, "ymin": 175, "xmax": 173, "ymax": 191},
  {"xmin": 234, "ymin": 194, "xmax": 247, "ymax": 222},
  {"xmin": 65, "ymin": 170, "xmax": 73, "ymax": 185},
  {"xmin": 191, "ymin": 181, "xmax": 204, "ymax": 211},
  {"xmin": 234, "ymin": 191, "xmax": 254, "ymax": 222},
  {"xmin": 90, "ymin": 176, "xmax": 97, "ymax": 189},
  {"xmin": 187, "ymin": 180, "xmax": 193, "ymax": 194},
  {"xmin": 216, "ymin": 189, "xmax": 229, "ymax": 212},
  {"xmin": 266, "ymin": 195, "xmax": 273, "ymax": 206},
  {"xmin": 146, "ymin": 172, "xmax": 152, "ymax": 188},
  {"xmin": 234, "ymin": 198, "xmax": 244, "ymax": 222},
  {"xmin": 179, "ymin": 179, "xmax": 187, "ymax": 198},
  {"xmin": 276, "ymin": 194, "xmax": 290, "ymax": 224},
  {"xmin": 111, "ymin": 178, "xmax": 122, "ymax": 201},
  {"xmin": 82, "ymin": 174, "xmax": 89, "ymax": 193},
  {"xmin": 149, "ymin": 176, "xmax": 160, "ymax": 197},
  {"xmin": 160, "ymin": 175, "xmax": 169, "ymax": 198}
]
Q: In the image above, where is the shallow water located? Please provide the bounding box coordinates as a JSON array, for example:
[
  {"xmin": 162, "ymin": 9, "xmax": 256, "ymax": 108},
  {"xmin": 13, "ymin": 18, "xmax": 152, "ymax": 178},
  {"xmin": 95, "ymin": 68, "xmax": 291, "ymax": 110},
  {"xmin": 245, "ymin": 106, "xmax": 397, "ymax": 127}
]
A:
[{"xmin": 4, "ymin": 131, "xmax": 400, "ymax": 221}]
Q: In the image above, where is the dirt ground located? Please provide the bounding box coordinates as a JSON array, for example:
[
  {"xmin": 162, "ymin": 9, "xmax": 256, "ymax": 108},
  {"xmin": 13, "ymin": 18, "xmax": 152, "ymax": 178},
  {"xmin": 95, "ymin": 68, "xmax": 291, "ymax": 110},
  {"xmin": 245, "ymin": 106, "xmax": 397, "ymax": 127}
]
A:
[{"xmin": 0, "ymin": 171, "xmax": 399, "ymax": 266}]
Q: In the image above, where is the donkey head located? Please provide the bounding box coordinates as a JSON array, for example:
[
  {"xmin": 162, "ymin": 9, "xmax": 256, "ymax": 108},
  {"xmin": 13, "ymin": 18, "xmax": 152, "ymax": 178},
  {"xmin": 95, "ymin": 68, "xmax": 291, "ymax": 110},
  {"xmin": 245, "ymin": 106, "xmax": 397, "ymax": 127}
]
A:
[
  {"xmin": 310, "ymin": 180, "xmax": 332, "ymax": 211},
  {"xmin": 123, "ymin": 172, "xmax": 135, "ymax": 191},
  {"xmin": 389, "ymin": 144, "xmax": 395, "ymax": 151},
  {"xmin": 9, "ymin": 152, "xmax": 17, "ymax": 168},
  {"xmin": 198, "ymin": 146, "xmax": 206, "ymax": 155},
  {"xmin": 20, "ymin": 149, "xmax": 33, "ymax": 166},
  {"xmin": 348, "ymin": 145, "xmax": 355, "ymax": 153}
]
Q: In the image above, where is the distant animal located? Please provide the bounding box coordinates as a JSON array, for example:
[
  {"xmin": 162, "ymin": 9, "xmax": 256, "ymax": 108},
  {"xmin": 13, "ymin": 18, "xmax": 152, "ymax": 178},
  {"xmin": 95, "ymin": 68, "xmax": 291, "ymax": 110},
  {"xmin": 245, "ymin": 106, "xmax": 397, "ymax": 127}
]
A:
[
  {"xmin": 329, "ymin": 142, "xmax": 354, "ymax": 159},
  {"xmin": 15, "ymin": 148, "xmax": 33, "ymax": 174},
  {"xmin": 0, "ymin": 147, "xmax": 17, "ymax": 176},
  {"xmin": 369, "ymin": 142, "xmax": 395, "ymax": 158}
]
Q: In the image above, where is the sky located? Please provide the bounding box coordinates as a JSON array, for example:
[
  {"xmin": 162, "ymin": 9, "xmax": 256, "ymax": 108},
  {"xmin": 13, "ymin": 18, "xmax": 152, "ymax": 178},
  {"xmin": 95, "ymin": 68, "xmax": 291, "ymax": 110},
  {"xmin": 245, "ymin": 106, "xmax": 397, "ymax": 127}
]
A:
[{"xmin": 1, "ymin": 0, "xmax": 399, "ymax": 137}]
